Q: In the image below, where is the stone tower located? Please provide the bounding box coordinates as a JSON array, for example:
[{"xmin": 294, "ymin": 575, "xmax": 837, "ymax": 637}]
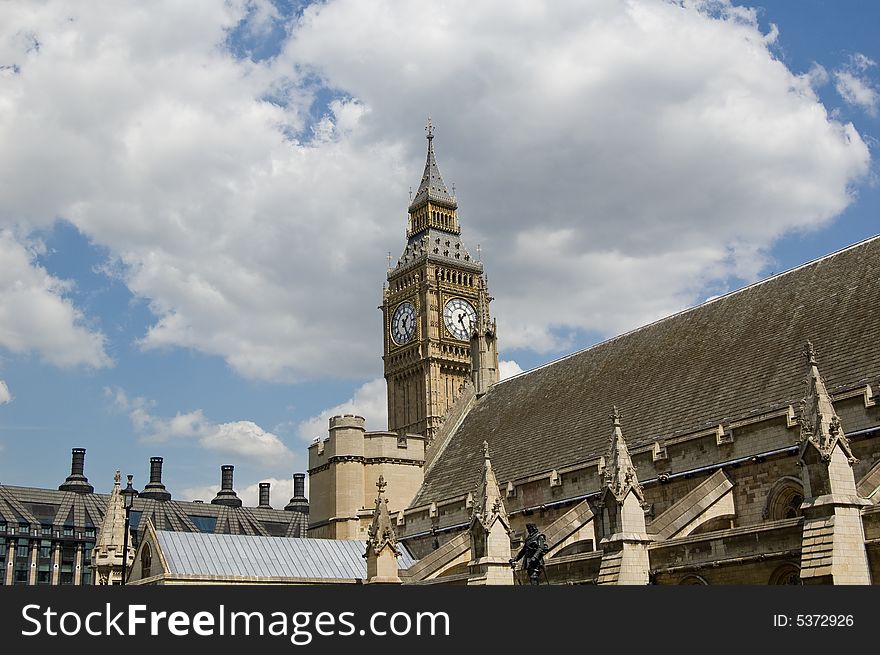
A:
[{"xmin": 382, "ymin": 119, "xmax": 493, "ymax": 444}]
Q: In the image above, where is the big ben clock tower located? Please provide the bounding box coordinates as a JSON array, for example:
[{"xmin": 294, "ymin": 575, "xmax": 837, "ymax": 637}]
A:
[{"xmin": 382, "ymin": 120, "xmax": 495, "ymax": 444}]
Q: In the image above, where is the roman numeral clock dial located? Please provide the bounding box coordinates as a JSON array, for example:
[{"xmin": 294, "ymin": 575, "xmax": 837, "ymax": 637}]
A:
[
  {"xmin": 391, "ymin": 301, "xmax": 416, "ymax": 345},
  {"xmin": 443, "ymin": 298, "xmax": 477, "ymax": 341}
]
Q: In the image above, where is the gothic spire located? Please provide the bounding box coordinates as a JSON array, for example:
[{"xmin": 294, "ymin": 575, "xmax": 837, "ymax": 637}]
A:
[
  {"xmin": 471, "ymin": 441, "xmax": 509, "ymax": 530},
  {"xmin": 799, "ymin": 341, "xmax": 856, "ymax": 462},
  {"xmin": 365, "ymin": 475, "xmax": 400, "ymax": 557},
  {"xmin": 91, "ymin": 471, "xmax": 134, "ymax": 585},
  {"xmin": 409, "ymin": 117, "xmax": 457, "ymax": 212},
  {"xmin": 603, "ymin": 406, "xmax": 645, "ymax": 504}
]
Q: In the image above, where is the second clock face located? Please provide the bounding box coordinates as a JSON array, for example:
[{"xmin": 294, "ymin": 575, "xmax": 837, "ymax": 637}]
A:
[
  {"xmin": 391, "ymin": 301, "xmax": 416, "ymax": 345},
  {"xmin": 443, "ymin": 298, "xmax": 477, "ymax": 341}
]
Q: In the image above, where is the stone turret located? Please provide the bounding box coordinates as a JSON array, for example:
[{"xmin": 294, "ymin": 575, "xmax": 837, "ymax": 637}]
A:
[
  {"xmin": 364, "ymin": 475, "xmax": 402, "ymax": 584},
  {"xmin": 797, "ymin": 342, "xmax": 872, "ymax": 584},
  {"xmin": 470, "ymin": 276, "xmax": 499, "ymax": 397},
  {"xmin": 91, "ymin": 472, "xmax": 134, "ymax": 585},
  {"xmin": 467, "ymin": 441, "xmax": 513, "ymax": 585},
  {"xmin": 596, "ymin": 407, "xmax": 653, "ymax": 585},
  {"xmin": 58, "ymin": 447, "xmax": 94, "ymax": 494},
  {"xmin": 211, "ymin": 465, "xmax": 242, "ymax": 508}
]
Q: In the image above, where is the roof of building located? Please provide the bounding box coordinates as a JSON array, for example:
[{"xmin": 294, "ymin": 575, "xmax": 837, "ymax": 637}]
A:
[
  {"xmin": 0, "ymin": 484, "xmax": 308, "ymax": 541},
  {"xmin": 395, "ymin": 228, "xmax": 480, "ymax": 273},
  {"xmin": 414, "ymin": 234, "xmax": 880, "ymax": 505},
  {"xmin": 409, "ymin": 127, "xmax": 457, "ymax": 212},
  {"xmin": 153, "ymin": 530, "xmax": 417, "ymax": 580}
]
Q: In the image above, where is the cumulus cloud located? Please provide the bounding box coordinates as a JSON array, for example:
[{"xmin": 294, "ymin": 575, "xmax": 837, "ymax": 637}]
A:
[
  {"xmin": 0, "ymin": 231, "xmax": 111, "ymax": 368},
  {"xmin": 498, "ymin": 360, "xmax": 524, "ymax": 381},
  {"xmin": 834, "ymin": 53, "xmax": 879, "ymax": 116},
  {"xmin": 297, "ymin": 378, "xmax": 388, "ymax": 441},
  {"xmin": 0, "ymin": 380, "xmax": 10, "ymax": 405},
  {"xmin": 106, "ymin": 387, "xmax": 294, "ymax": 466},
  {"xmin": 0, "ymin": 0, "xmax": 870, "ymax": 381}
]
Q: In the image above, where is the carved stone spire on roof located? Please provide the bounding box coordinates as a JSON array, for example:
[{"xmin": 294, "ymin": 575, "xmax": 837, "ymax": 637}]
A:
[
  {"xmin": 471, "ymin": 441, "xmax": 509, "ymax": 531},
  {"xmin": 91, "ymin": 471, "xmax": 134, "ymax": 585},
  {"xmin": 798, "ymin": 341, "xmax": 857, "ymax": 463},
  {"xmin": 603, "ymin": 406, "xmax": 645, "ymax": 505},
  {"xmin": 364, "ymin": 475, "xmax": 402, "ymax": 584},
  {"xmin": 365, "ymin": 475, "xmax": 400, "ymax": 558}
]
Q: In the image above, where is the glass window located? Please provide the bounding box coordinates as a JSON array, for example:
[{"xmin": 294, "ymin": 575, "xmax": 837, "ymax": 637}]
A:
[
  {"xmin": 128, "ymin": 511, "xmax": 142, "ymax": 531},
  {"xmin": 62, "ymin": 526, "xmax": 74, "ymax": 537},
  {"xmin": 0, "ymin": 542, "xmax": 7, "ymax": 557},
  {"xmin": 14, "ymin": 569, "xmax": 29, "ymax": 584},
  {"xmin": 0, "ymin": 522, "xmax": 6, "ymax": 533},
  {"xmin": 41, "ymin": 525, "xmax": 52, "ymax": 536},
  {"xmin": 16, "ymin": 544, "xmax": 30, "ymax": 558},
  {"xmin": 18, "ymin": 523, "xmax": 29, "ymax": 534},
  {"xmin": 60, "ymin": 572, "xmax": 73, "ymax": 585},
  {"xmin": 188, "ymin": 515, "xmax": 217, "ymax": 533},
  {"xmin": 84, "ymin": 528, "xmax": 95, "ymax": 538},
  {"xmin": 81, "ymin": 569, "xmax": 92, "ymax": 585},
  {"xmin": 37, "ymin": 565, "xmax": 50, "ymax": 585},
  {"xmin": 39, "ymin": 541, "xmax": 52, "ymax": 559}
]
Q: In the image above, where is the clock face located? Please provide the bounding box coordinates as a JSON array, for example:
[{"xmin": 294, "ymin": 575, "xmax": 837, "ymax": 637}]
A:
[
  {"xmin": 391, "ymin": 301, "xmax": 416, "ymax": 345},
  {"xmin": 443, "ymin": 298, "xmax": 477, "ymax": 341}
]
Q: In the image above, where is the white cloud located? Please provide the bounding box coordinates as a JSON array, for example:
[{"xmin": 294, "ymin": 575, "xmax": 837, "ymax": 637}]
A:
[
  {"xmin": 0, "ymin": 380, "xmax": 11, "ymax": 404},
  {"xmin": 834, "ymin": 53, "xmax": 879, "ymax": 116},
  {"xmin": 0, "ymin": 1, "xmax": 870, "ymax": 381},
  {"xmin": 106, "ymin": 386, "xmax": 294, "ymax": 466},
  {"xmin": 0, "ymin": 231, "xmax": 111, "ymax": 368},
  {"xmin": 297, "ymin": 378, "xmax": 387, "ymax": 441},
  {"xmin": 498, "ymin": 360, "xmax": 524, "ymax": 381}
]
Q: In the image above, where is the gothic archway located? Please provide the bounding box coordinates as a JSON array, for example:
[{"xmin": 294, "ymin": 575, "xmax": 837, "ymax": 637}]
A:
[
  {"xmin": 769, "ymin": 563, "xmax": 801, "ymax": 585},
  {"xmin": 762, "ymin": 477, "xmax": 804, "ymax": 520}
]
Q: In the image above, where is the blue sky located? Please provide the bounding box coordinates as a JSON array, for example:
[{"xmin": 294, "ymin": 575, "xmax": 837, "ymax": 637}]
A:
[{"xmin": 0, "ymin": 0, "xmax": 877, "ymax": 505}]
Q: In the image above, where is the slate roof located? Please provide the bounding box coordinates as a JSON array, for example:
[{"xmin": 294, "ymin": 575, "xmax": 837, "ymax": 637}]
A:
[
  {"xmin": 155, "ymin": 530, "xmax": 416, "ymax": 580},
  {"xmin": 414, "ymin": 235, "xmax": 880, "ymax": 505},
  {"xmin": 395, "ymin": 228, "xmax": 480, "ymax": 273},
  {"xmin": 0, "ymin": 484, "xmax": 308, "ymax": 541},
  {"xmin": 409, "ymin": 132, "xmax": 457, "ymax": 211}
]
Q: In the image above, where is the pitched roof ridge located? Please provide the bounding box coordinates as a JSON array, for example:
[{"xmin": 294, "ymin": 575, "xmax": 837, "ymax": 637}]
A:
[{"xmin": 497, "ymin": 233, "xmax": 880, "ymax": 385}]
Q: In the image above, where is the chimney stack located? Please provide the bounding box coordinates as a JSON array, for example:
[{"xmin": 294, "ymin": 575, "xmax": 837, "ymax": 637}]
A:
[
  {"xmin": 58, "ymin": 447, "xmax": 94, "ymax": 494},
  {"xmin": 211, "ymin": 465, "xmax": 242, "ymax": 507},
  {"xmin": 258, "ymin": 482, "xmax": 271, "ymax": 508},
  {"xmin": 139, "ymin": 457, "xmax": 172, "ymax": 501},
  {"xmin": 285, "ymin": 473, "xmax": 309, "ymax": 514}
]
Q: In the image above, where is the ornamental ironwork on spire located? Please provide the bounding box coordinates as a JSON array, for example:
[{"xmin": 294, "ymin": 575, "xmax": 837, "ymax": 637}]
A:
[
  {"xmin": 798, "ymin": 341, "xmax": 856, "ymax": 463},
  {"xmin": 409, "ymin": 116, "xmax": 457, "ymax": 213}
]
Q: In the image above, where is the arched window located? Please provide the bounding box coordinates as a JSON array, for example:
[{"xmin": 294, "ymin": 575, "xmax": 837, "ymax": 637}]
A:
[
  {"xmin": 141, "ymin": 543, "xmax": 152, "ymax": 579},
  {"xmin": 763, "ymin": 477, "xmax": 804, "ymax": 520},
  {"xmin": 769, "ymin": 564, "xmax": 801, "ymax": 585},
  {"xmin": 679, "ymin": 575, "xmax": 708, "ymax": 585}
]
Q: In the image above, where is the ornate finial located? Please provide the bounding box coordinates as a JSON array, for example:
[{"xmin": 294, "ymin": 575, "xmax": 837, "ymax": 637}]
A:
[
  {"xmin": 386, "ymin": 251, "xmax": 392, "ymax": 269},
  {"xmin": 114, "ymin": 470, "xmax": 121, "ymax": 484},
  {"xmin": 452, "ymin": 182, "xmax": 456, "ymax": 197},
  {"xmin": 611, "ymin": 405, "xmax": 621, "ymax": 427},
  {"xmin": 483, "ymin": 440, "xmax": 490, "ymax": 459},
  {"xmin": 126, "ymin": 474, "xmax": 133, "ymax": 485},
  {"xmin": 408, "ymin": 186, "xmax": 412, "ymax": 201},
  {"xmin": 804, "ymin": 341, "xmax": 818, "ymax": 366},
  {"xmin": 376, "ymin": 474, "xmax": 387, "ymax": 495},
  {"xmin": 476, "ymin": 243, "xmax": 481, "ymax": 262},
  {"xmin": 425, "ymin": 115, "xmax": 434, "ymax": 140}
]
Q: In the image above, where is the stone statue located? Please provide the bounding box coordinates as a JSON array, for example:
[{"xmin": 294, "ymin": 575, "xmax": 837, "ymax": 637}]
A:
[{"xmin": 510, "ymin": 523, "xmax": 549, "ymax": 585}]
